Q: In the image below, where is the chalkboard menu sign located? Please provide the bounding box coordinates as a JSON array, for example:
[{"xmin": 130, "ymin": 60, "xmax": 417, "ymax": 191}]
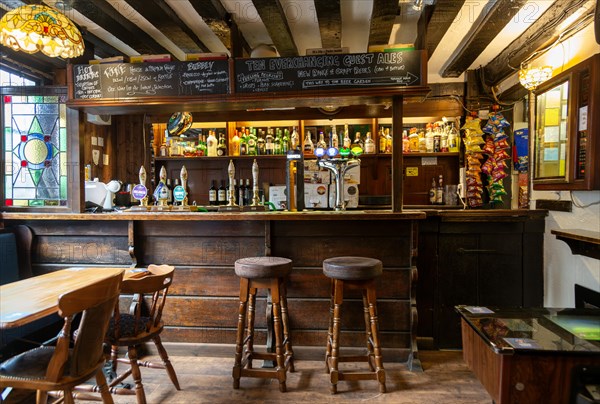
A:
[
  {"xmin": 234, "ymin": 51, "xmax": 423, "ymax": 94},
  {"xmin": 73, "ymin": 60, "xmax": 229, "ymax": 99}
]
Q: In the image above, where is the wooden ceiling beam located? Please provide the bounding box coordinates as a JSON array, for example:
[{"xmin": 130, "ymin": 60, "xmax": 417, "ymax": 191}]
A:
[
  {"xmin": 314, "ymin": 0, "xmax": 342, "ymax": 49},
  {"xmin": 441, "ymin": 0, "xmax": 528, "ymax": 78},
  {"xmin": 482, "ymin": 0, "xmax": 595, "ymax": 86},
  {"xmin": 70, "ymin": 0, "xmax": 170, "ymax": 55},
  {"xmin": 251, "ymin": 0, "xmax": 297, "ymax": 57},
  {"xmin": 368, "ymin": 0, "xmax": 399, "ymax": 47},
  {"xmin": 122, "ymin": 0, "xmax": 209, "ymax": 55},
  {"xmin": 187, "ymin": 0, "xmax": 252, "ymax": 55},
  {"xmin": 423, "ymin": 0, "xmax": 465, "ymax": 59}
]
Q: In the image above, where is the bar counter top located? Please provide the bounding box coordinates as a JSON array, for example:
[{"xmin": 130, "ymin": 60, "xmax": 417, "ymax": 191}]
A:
[{"xmin": 0, "ymin": 208, "xmax": 546, "ymax": 222}]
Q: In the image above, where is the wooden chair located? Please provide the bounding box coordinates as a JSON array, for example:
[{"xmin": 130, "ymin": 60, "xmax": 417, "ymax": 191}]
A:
[
  {"xmin": 0, "ymin": 270, "xmax": 123, "ymax": 404},
  {"xmin": 104, "ymin": 264, "xmax": 180, "ymax": 404}
]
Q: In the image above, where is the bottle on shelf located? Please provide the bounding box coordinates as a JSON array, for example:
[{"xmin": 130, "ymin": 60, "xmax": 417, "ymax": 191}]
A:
[
  {"xmin": 331, "ymin": 125, "xmax": 339, "ymax": 148},
  {"xmin": 209, "ymin": 180, "xmax": 217, "ymax": 206},
  {"xmin": 385, "ymin": 128, "xmax": 393, "ymax": 153},
  {"xmin": 257, "ymin": 129, "xmax": 266, "ymax": 155},
  {"xmin": 378, "ymin": 127, "xmax": 387, "ymax": 153},
  {"xmin": 247, "ymin": 129, "xmax": 257, "ymax": 156},
  {"xmin": 425, "ymin": 123, "xmax": 434, "ymax": 153},
  {"xmin": 265, "ymin": 128, "xmax": 275, "ymax": 155},
  {"xmin": 195, "ymin": 136, "xmax": 206, "ymax": 156},
  {"xmin": 433, "ymin": 122, "xmax": 441, "ymax": 153},
  {"xmin": 418, "ymin": 128, "xmax": 427, "ymax": 152},
  {"xmin": 218, "ymin": 179, "xmax": 227, "ymax": 205},
  {"xmin": 316, "ymin": 131, "xmax": 327, "ymax": 149},
  {"xmin": 238, "ymin": 179, "xmax": 245, "ymax": 206},
  {"xmin": 402, "ymin": 130, "xmax": 410, "ymax": 153},
  {"xmin": 364, "ymin": 132, "xmax": 375, "ymax": 154},
  {"xmin": 303, "ymin": 130, "xmax": 314, "ymax": 155},
  {"xmin": 274, "ymin": 128, "xmax": 283, "ymax": 155},
  {"xmin": 290, "ymin": 127, "xmax": 299, "ymax": 151},
  {"xmin": 173, "ymin": 179, "xmax": 180, "ymax": 205},
  {"xmin": 429, "ymin": 177, "xmax": 437, "ymax": 205},
  {"xmin": 240, "ymin": 130, "xmax": 248, "ymax": 155},
  {"xmin": 217, "ymin": 132, "xmax": 228, "ymax": 156},
  {"xmin": 231, "ymin": 130, "xmax": 241, "ymax": 156},
  {"xmin": 351, "ymin": 131, "xmax": 364, "ymax": 152},
  {"xmin": 166, "ymin": 178, "xmax": 173, "ymax": 204},
  {"xmin": 448, "ymin": 122, "xmax": 459, "ymax": 153},
  {"xmin": 244, "ymin": 178, "xmax": 251, "ymax": 205},
  {"xmin": 408, "ymin": 127, "xmax": 419, "ymax": 152},
  {"xmin": 343, "ymin": 126, "xmax": 352, "ymax": 149},
  {"xmin": 282, "ymin": 128, "xmax": 290, "ymax": 153},
  {"xmin": 206, "ymin": 130, "xmax": 218, "ymax": 157},
  {"xmin": 440, "ymin": 122, "xmax": 449, "ymax": 152},
  {"xmin": 159, "ymin": 141, "xmax": 168, "ymax": 157},
  {"xmin": 436, "ymin": 174, "xmax": 444, "ymax": 205}
]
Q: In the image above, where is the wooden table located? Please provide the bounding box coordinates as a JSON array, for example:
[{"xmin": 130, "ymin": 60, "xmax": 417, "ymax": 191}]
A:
[
  {"xmin": 457, "ymin": 305, "xmax": 600, "ymax": 404},
  {"xmin": 0, "ymin": 267, "xmax": 126, "ymax": 329}
]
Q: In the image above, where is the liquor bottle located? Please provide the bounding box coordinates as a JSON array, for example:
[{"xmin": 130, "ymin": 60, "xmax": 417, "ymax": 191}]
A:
[
  {"xmin": 209, "ymin": 180, "xmax": 217, "ymax": 205},
  {"xmin": 231, "ymin": 130, "xmax": 241, "ymax": 156},
  {"xmin": 240, "ymin": 130, "xmax": 248, "ymax": 155},
  {"xmin": 290, "ymin": 127, "xmax": 299, "ymax": 151},
  {"xmin": 440, "ymin": 123, "xmax": 449, "ymax": 152},
  {"xmin": 364, "ymin": 132, "xmax": 375, "ymax": 154},
  {"xmin": 206, "ymin": 130, "xmax": 218, "ymax": 157},
  {"xmin": 331, "ymin": 126, "xmax": 339, "ymax": 148},
  {"xmin": 265, "ymin": 128, "xmax": 274, "ymax": 155},
  {"xmin": 351, "ymin": 132, "xmax": 364, "ymax": 151},
  {"xmin": 385, "ymin": 128, "xmax": 393, "ymax": 153},
  {"xmin": 418, "ymin": 128, "xmax": 427, "ymax": 152},
  {"xmin": 433, "ymin": 122, "xmax": 441, "ymax": 153},
  {"xmin": 257, "ymin": 129, "xmax": 266, "ymax": 155},
  {"xmin": 303, "ymin": 130, "xmax": 314, "ymax": 155},
  {"xmin": 425, "ymin": 123, "xmax": 434, "ymax": 153},
  {"xmin": 244, "ymin": 178, "xmax": 251, "ymax": 205},
  {"xmin": 377, "ymin": 127, "xmax": 385, "ymax": 153},
  {"xmin": 448, "ymin": 122, "xmax": 459, "ymax": 153},
  {"xmin": 343, "ymin": 127, "xmax": 352, "ymax": 149},
  {"xmin": 408, "ymin": 128, "xmax": 419, "ymax": 152},
  {"xmin": 436, "ymin": 174, "xmax": 444, "ymax": 205},
  {"xmin": 218, "ymin": 180, "xmax": 227, "ymax": 205},
  {"xmin": 217, "ymin": 132, "xmax": 228, "ymax": 156},
  {"xmin": 316, "ymin": 131, "xmax": 327, "ymax": 149},
  {"xmin": 402, "ymin": 130, "xmax": 410, "ymax": 153},
  {"xmin": 429, "ymin": 178, "xmax": 436, "ymax": 204},
  {"xmin": 166, "ymin": 178, "xmax": 173, "ymax": 204},
  {"xmin": 238, "ymin": 179, "xmax": 245, "ymax": 206},
  {"xmin": 282, "ymin": 128, "xmax": 290, "ymax": 153},
  {"xmin": 247, "ymin": 129, "xmax": 257, "ymax": 156},
  {"xmin": 274, "ymin": 128, "xmax": 282, "ymax": 155}
]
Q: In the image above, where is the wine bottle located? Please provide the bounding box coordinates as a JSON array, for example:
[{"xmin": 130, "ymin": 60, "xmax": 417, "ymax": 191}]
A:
[
  {"xmin": 209, "ymin": 180, "xmax": 217, "ymax": 206},
  {"xmin": 218, "ymin": 180, "xmax": 227, "ymax": 205}
]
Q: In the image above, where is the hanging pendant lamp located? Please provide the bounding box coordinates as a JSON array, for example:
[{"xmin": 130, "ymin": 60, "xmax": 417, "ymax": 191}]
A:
[{"xmin": 0, "ymin": 4, "xmax": 84, "ymax": 58}]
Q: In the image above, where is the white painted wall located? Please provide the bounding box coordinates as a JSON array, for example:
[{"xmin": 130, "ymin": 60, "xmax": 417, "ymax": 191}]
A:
[{"xmin": 527, "ymin": 26, "xmax": 600, "ymax": 308}]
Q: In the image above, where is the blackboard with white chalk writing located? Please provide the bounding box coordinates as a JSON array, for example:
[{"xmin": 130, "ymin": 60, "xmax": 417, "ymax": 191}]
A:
[
  {"xmin": 234, "ymin": 51, "xmax": 423, "ymax": 93},
  {"xmin": 72, "ymin": 60, "xmax": 229, "ymax": 99}
]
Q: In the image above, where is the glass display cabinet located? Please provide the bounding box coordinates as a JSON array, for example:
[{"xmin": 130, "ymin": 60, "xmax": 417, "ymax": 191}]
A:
[{"xmin": 533, "ymin": 54, "xmax": 599, "ymax": 190}]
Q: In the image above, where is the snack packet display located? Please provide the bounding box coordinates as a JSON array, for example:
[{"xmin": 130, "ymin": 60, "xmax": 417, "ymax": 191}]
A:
[{"xmin": 483, "ymin": 111, "xmax": 512, "ymax": 205}]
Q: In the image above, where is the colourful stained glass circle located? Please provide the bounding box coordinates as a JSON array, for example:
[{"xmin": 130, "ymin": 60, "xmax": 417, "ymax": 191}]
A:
[{"xmin": 24, "ymin": 138, "xmax": 48, "ymax": 164}]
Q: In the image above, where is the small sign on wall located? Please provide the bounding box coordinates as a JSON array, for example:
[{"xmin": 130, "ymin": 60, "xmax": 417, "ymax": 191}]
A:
[
  {"xmin": 421, "ymin": 157, "xmax": 438, "ymax": 166},
  {"xmin": 406, "ymin": 167, "xmax": 419, "ymax": 176}
]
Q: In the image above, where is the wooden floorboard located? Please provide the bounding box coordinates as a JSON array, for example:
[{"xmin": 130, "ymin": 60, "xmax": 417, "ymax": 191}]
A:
[{"xmin": 2, "ymin": 348, "xmax": 493, "ymax": 403}]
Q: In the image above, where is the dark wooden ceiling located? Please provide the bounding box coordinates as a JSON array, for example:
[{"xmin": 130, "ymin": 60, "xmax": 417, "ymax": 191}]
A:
[{"xmin": 0, "ymin": 0, "xmax": 597, "ymax": 98}]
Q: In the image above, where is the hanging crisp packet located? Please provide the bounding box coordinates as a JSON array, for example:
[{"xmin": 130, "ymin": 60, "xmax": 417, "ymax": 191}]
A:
[{"xmin": 461, "ymin": 116, "xmax": 483, "ymax": 135}]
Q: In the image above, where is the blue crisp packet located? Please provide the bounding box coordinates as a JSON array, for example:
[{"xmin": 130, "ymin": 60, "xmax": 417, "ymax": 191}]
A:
[{"xmin": 513, "ymin": 128, "xmax": 528, "ymax": 173}]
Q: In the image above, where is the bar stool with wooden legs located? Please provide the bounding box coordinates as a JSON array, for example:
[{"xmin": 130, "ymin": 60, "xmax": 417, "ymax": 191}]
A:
[
  {"xmin": 232, "ymin": 257, "xmax": 295, "ymax": 392},
  {"xmin": 323, "ymin": 256, "xmax": 386, "ymax": 394}
]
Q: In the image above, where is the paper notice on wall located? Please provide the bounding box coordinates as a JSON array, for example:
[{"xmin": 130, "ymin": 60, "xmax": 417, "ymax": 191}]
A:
[
  {"xmin": 91, "ymin": 136, "xmax": 98, "ymax": 146},
  {"xmin": 579, "ymin": 106, "xmax": 588, "ymax": 131},
  {"xmin": 98, "ymin": 137, "xmax": 104, "ymax": 147},
  {"xmin": 103, "ymin": 154, "xmax": 109, "ymax": 166},
  {"xmin": 92, "ymin": 149, "xmax": 100, "ymax": 166}
]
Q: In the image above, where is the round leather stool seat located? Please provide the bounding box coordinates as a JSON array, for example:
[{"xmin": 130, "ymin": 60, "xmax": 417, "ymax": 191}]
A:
[
  {"xmin": 323, "ymin": 256, "xmax": 382, "ymax": 281},
  {"xmin": 235, "ymin": 256, "xmax": 292, "ymax": 279}
]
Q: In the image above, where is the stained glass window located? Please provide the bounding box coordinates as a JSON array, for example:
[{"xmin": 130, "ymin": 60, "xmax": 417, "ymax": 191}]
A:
[{"xmin": 2, "ymin": 88, "xmax": 68, "ymax": 207}]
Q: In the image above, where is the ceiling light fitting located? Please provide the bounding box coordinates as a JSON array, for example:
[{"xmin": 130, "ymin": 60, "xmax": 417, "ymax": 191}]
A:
[
  {"xmin": 518, "ymin": 65, "xmax": 552, "ymax": 91},
  {"xmin": 0, "ymin": 4, "xmax": 84, "ymax": 59}
]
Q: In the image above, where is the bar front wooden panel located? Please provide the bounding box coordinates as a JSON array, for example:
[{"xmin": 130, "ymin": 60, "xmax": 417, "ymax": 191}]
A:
[{"xmin": 3, "ymin": 216, "xmax": 417, "ymax": 363}]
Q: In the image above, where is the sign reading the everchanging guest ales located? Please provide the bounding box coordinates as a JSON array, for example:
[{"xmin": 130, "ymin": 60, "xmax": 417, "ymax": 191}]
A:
[
  {"xmin": 72, "ymin": 60, "xmax": 230, "ymax": 99},
  {"xmin": 234, "ymin": 51, "xmax": 423, "ymax": 93}
]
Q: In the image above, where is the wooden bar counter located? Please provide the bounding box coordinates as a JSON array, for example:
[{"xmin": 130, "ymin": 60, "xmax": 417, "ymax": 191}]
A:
[{"xmin": 0, "ymin": 210, "xmax": 425, "ymax": 367}]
